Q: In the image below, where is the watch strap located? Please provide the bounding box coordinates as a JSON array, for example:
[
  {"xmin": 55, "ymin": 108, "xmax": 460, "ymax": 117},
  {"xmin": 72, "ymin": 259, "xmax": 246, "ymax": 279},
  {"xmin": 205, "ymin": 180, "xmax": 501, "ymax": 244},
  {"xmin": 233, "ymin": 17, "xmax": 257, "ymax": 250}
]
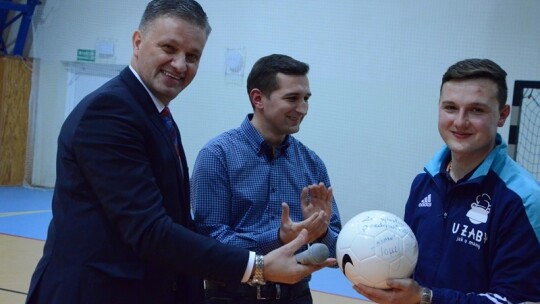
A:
[
  {"xmin": 248, "ymin": 254, "xmax": 265, "ymax": 286},
  {"xmin": 420, "ymin": 287, "xmax": 432, "ymax": 304}
]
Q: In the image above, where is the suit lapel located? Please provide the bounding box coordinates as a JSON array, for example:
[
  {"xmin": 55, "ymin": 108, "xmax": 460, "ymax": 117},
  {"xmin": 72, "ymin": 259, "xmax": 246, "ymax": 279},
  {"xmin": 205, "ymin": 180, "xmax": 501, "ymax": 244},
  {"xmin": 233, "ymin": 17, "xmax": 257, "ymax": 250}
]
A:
[
  {"xmin": 169, "ymin": 120, "xmax": 191, "ymax": 222},
  {"xmin": 119, "ymin": 68, "xmax": 191, "ymax": 222}
]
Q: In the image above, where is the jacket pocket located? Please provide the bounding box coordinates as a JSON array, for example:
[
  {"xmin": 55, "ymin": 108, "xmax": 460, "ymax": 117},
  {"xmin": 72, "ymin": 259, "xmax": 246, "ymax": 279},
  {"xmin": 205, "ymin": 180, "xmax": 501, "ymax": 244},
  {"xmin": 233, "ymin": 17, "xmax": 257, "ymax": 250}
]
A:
[
  {"xmin": 87, "ymin": 261, "xmax": 145, "ymax": 279},
  {"xmin": 81, "ymin": 262, "xmax": 147, "ymax": 304}
]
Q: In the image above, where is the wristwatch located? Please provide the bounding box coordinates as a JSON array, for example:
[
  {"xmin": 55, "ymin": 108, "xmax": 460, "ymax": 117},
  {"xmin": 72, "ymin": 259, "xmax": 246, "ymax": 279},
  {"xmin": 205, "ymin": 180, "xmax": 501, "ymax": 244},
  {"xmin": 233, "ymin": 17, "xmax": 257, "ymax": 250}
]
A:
[
  {"xmin": 420, "ymin": 287, "xmax": 432, "ymax": 304},
  {"xmin": 248, "ymin": 254, "xmax": 266, "ymax": 286}
]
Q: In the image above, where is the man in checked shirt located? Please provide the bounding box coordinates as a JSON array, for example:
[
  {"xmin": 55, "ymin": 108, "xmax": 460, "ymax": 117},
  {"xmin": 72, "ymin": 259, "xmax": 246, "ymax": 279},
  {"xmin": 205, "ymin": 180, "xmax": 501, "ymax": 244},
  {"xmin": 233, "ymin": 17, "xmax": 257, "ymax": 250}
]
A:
[{"xmin": 191, "ymin": 54, "xmax": 342, "ymax": 304}]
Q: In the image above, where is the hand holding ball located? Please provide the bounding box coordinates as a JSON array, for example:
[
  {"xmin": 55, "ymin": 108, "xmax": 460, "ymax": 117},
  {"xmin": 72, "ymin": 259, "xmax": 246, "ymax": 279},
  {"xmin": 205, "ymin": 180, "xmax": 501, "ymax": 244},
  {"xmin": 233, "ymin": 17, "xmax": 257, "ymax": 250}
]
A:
[{"xmin": 336, "ymin": 210, "xmax": 418, "ymax": 289}]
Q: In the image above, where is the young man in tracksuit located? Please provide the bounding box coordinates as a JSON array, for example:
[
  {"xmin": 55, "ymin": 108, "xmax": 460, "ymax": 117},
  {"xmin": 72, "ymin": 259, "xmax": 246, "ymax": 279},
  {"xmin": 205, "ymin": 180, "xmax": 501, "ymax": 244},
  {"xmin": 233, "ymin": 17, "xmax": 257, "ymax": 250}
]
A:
[{"xmin": 355, "ymin": 59, "xmax": 540, "ymax": 303}]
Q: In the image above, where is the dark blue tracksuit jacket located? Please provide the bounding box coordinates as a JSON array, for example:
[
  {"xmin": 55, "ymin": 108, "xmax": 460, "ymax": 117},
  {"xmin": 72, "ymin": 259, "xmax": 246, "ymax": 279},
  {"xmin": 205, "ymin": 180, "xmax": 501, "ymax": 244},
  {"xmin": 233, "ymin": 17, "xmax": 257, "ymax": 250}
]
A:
[{"xmin": 405, "ymin": 134, "xmax": 540, "ymax": 303}]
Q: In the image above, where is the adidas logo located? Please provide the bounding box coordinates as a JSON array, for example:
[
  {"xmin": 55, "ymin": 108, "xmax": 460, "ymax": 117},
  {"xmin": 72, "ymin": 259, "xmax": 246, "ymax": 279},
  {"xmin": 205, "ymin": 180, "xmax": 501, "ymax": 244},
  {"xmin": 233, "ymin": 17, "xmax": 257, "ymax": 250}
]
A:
[{"xmin": 418, "ymin": 194, "xmax": 432, "ymax": 207}]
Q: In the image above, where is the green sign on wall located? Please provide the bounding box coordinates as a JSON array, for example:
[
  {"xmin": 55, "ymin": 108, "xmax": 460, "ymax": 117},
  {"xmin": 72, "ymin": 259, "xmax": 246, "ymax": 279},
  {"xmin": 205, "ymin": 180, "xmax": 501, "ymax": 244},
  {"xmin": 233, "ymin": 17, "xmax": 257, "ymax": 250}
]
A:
[{"xmin": 77, "ymin": 49, "xmax": 96, "ymax": 62}]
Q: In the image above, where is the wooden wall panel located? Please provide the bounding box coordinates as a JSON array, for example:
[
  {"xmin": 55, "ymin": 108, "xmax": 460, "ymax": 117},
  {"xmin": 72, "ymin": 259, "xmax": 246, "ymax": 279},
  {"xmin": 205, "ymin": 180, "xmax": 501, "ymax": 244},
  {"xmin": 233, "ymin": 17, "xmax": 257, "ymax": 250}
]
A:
[{"xmin": 0, "ymin": 56, "xmax": 32, "ymax": 185}]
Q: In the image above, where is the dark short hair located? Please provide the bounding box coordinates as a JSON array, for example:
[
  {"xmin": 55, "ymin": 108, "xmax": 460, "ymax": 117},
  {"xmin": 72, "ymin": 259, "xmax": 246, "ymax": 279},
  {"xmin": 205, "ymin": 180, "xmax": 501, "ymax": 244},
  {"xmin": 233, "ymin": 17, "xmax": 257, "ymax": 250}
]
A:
[
  {"xmin": 139, "ymin": 0, "xmax": 211, "ymax": 37},
  {"xmin": 247, "ymin": 54, "xmax": 310, "ymax": 97},
  {"xmin": 441, "ymin": 58, "xmax": 508, "ymax": 109}
]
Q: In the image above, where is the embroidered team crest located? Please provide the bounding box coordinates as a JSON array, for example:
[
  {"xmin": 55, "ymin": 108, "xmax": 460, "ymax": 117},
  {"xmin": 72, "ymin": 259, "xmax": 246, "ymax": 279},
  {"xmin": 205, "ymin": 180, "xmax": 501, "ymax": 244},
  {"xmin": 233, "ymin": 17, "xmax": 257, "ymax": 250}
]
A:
[{"xmin": 466, "ymin": 193, "xmax": 491, "ymax": 224}]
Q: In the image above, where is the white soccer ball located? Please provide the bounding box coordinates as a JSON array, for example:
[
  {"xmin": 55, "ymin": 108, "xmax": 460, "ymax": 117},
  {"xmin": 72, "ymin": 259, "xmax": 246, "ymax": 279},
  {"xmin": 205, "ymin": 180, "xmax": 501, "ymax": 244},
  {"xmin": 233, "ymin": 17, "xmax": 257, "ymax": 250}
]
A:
[{"xmin": 336, "ymin": 210, "xmax": 418, "ymax": 289}]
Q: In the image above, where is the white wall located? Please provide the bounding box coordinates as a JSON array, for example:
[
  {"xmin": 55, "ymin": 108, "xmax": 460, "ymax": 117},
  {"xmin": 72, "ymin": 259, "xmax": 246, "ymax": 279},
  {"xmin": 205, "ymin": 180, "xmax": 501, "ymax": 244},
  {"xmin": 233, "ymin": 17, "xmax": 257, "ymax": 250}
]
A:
[{"xmin": 28, "ymin": 0, "xmax": 540, "ymax": 223}]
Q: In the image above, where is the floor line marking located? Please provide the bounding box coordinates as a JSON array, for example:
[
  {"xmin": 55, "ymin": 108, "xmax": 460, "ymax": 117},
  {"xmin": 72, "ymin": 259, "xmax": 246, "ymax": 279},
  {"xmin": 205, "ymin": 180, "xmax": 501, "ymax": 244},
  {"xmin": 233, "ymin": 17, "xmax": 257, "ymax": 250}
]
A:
[
  {"xmin": 0, "ymin": 210, "xmax": 51, "ymax": 218},
  {"xmin": 0, "ymin": 287, "xmax": 28, "ymax": 295}
]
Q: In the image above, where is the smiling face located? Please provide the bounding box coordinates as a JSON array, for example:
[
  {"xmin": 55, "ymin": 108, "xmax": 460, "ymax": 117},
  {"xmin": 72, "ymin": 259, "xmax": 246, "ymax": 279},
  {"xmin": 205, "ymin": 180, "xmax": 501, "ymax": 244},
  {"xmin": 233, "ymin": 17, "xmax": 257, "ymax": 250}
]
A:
[
  {"xmin": 438, "ymin": 78, "xmax": 510, "ymax": 163},
  {"xmin": 251, "ymin": 73, "xmax": 311, "ymax": 146},
  {"xmin": 131, "ymin": 16, "xmax": 207, "ymax": 104}
]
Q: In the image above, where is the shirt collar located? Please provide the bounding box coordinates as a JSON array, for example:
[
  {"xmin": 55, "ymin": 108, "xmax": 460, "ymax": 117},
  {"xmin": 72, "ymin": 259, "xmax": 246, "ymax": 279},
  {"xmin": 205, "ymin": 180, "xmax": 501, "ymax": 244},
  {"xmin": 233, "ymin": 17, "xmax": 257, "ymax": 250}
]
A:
[
  {"xmin": 440, "ymin": 133, "xmax": 505, "ymax": 183},
  {"xmin": 241, "ymin": 114, "xmax": 290, "ymax": 161},
  {"xmin": 129, "ymin": 65, "xmax": 166, "ymax": 113}
]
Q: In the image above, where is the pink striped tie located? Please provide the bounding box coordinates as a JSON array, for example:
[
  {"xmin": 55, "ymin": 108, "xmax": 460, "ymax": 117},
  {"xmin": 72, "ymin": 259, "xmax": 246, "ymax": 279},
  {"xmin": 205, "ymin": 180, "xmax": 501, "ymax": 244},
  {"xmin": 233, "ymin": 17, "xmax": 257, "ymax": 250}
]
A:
[{"xmin": 160, "ymin": 107, "xmax": 179, "ymax": 156}]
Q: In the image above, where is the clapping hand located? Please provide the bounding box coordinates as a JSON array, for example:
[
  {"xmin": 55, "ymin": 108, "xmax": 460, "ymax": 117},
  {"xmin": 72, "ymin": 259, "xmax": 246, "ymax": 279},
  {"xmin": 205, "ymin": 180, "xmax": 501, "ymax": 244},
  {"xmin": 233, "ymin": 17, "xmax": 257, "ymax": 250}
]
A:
[{"xmin": 279, "ymin": 183, "xmax": 332, "ymax": 244}]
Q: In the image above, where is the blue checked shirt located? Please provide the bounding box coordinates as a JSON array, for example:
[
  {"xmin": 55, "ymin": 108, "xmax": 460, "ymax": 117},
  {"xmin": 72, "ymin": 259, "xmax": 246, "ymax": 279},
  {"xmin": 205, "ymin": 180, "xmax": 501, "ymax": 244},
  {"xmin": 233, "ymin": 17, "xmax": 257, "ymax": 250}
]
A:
[{"xmin": 191, "ymin": 114, "xmax": 341, "ymax": 256}]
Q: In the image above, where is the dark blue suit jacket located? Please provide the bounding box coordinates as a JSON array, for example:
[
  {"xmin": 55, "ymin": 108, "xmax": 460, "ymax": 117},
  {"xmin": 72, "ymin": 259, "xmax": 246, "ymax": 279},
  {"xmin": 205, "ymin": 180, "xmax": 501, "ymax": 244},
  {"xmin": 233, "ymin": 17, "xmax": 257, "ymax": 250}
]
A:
[{"xmin": 26, "ymin": 67, "xmax": 249, "ymax": 304}]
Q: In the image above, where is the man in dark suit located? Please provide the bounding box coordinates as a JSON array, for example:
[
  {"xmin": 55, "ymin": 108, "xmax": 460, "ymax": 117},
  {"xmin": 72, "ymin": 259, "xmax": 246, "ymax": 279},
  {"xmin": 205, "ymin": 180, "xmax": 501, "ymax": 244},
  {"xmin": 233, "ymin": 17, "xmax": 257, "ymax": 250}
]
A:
[{"xmin": 26, "ymin": 1, "xmax": 334, "ymax": 303}]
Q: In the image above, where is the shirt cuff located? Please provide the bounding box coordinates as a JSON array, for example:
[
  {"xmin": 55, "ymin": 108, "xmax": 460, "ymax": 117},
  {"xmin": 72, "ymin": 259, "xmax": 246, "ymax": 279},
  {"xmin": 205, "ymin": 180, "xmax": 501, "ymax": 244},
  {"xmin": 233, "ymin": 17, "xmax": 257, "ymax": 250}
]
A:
[{"xmin": 241, "ymin": 251, "xmax": 256, "ymax": 283}]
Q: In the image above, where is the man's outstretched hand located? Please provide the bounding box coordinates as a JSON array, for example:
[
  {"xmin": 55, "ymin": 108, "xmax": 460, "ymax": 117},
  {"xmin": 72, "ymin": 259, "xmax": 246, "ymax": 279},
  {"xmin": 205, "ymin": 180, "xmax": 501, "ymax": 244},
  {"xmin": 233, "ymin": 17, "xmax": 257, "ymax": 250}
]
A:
[{"xmin": 264, "ymin": 229, "xmax": 336, "ymax": 284}]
